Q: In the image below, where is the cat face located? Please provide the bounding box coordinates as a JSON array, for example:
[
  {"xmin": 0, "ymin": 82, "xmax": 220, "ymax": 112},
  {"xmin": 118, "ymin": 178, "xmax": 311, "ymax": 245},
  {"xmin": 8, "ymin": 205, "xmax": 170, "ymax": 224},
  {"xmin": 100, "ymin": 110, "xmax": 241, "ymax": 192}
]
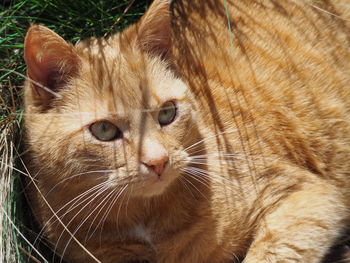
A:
[
  {"xmin": 63, "ymin": 47, "xmax": 194, "ymax": 198},
  {"xmin": 24, "ymin": 1, "xmax": 198, "ymax": 198}
]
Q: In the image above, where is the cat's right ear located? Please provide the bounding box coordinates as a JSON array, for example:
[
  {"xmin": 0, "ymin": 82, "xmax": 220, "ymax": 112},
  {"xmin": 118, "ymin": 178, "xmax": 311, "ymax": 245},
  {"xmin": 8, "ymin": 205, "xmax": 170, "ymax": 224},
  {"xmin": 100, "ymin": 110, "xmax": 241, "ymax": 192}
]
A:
[{"xmin": 24, "ymin": 25, "xmax": 80, "ymax": 107}]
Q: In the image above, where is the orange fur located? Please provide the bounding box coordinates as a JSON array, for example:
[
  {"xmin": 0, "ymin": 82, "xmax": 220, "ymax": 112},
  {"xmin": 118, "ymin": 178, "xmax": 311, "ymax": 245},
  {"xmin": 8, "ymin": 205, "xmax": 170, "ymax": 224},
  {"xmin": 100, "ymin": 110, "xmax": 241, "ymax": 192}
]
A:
[{"xmin": 23, "ymin": 0, "xmax": 350, "ymax": 262}]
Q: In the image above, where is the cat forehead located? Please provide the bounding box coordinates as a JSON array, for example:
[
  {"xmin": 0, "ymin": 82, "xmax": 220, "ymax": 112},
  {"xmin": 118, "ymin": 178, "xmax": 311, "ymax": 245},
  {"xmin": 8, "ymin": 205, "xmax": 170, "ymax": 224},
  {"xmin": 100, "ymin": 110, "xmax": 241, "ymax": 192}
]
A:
[
  {"xmin": 76, "ymin": 68, "xmax": 187, "ymax": 107},
  {"xmin": 63, "ymin": 72, "xmax": 187, "ymax": 127},
  {"xmin": 76, "ymin": 36, "xmax": 124, "ymax": 59},
  {"xmin": 74, "ymin": 37, "xmax": 187, "ymax": 105}
]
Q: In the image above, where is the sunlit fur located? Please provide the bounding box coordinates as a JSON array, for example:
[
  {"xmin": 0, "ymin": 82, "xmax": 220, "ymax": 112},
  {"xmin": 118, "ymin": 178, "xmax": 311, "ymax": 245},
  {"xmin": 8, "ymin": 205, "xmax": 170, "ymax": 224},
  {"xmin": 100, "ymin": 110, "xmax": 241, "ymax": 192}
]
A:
[{"xmin": 23, "ymin": 0, "xmax": 350, "ymax": 262}]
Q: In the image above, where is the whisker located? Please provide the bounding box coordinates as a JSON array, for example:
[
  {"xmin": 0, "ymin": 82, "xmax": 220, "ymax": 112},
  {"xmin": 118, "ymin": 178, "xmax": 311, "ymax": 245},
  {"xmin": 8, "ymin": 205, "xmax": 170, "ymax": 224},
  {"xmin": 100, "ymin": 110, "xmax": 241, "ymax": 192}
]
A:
[
  {"xmin": 182, "ymin": 166, "xmax": 240, "ymax": 190},
  {"xmin": 52, "ymin": 184, "xmax": 111, "ymax": 260},
  {"xmin": 188, "ymin": 152, "xmax": 276, "ymax": 162},
  {"xmin": 84, "ymin": 188, "xmax": 120, "ymax": 243},
  {"xmin": 46, "ymin": 181, "xmax": 111, "ymax": 224},
  {"xmin": 46, "ymin": 170, "xmax": 113, "ymax": 196},
  {"xmin": 32, "ymin": 182, "xmax": 110, "ymax": 250},
  {"xmin": 86, "ymin": 185, "xmax": 128, "ymax": 242},
  {"xmin": 58, "ymin": 186, "xmax": 116, "ymax": 263},
  {"xmin": 180, "ymin": 170, "xmax": 210, "ymax": 201},
  {"xmin": 97, "ymin": 185, "xmax": 129, "ymax": 244},
  {"xmin": 124, "ymin": 181, "xmax": 134, "ymax": 219},
  {"xmin": 14, "ymin": 152, "xmax": 102, "ymax": 263},
  {"xmin": 185, "ymin": 161, "xmax": 235, "ymax": 169},
  {"xmin": 183, "ymin": 129, "xmax": 238, "ymax": 153},
  {"xmin": 115, "ymin": 183, "xmax": 131, "ymax": 234},
  {"xmin": 178, "ymin": 176, "xmax": 198, "ymax": 200}
]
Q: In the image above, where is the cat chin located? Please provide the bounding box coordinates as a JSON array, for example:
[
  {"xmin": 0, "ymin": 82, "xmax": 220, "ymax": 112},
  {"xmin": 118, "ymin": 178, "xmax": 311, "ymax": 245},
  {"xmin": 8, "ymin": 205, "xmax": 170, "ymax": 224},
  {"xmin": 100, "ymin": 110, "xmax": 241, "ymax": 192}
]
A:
[{"xmin": 131, "ymin": 170, "xmax": 179, "ymax": 198}]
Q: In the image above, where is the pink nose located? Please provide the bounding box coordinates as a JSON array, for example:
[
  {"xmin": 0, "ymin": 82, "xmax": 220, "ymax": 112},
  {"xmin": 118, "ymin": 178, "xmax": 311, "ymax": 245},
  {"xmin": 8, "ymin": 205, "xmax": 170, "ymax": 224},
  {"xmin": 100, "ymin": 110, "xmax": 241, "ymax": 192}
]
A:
[{"xmin": 143, "ymin": 155, "xmax": 169, "ymax": 176}]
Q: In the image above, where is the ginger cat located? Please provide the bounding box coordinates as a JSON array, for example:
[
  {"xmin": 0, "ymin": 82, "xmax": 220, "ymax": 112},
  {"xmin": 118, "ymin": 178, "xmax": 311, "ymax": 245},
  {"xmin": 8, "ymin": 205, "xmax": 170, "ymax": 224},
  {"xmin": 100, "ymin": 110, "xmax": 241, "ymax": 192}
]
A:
[{"xmin": 23, "ymin": 0, "xmax": 350, "ymax": 262}]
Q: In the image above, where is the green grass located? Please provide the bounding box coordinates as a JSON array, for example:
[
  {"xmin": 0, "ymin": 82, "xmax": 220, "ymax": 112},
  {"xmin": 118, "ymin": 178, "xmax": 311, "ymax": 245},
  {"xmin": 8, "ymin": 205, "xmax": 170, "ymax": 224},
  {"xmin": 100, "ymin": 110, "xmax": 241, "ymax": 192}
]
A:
[{"xmin": 0, "ymin": 1, "xmax": 149, "ymax": 262}]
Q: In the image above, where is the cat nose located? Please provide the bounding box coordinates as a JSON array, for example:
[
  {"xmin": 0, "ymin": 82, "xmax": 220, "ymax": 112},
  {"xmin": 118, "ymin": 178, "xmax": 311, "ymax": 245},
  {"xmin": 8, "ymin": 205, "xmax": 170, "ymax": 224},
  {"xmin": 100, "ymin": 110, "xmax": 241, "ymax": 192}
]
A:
[{"xmin": 143, "ymin": 155, "xmax": 169, "ymax": 176}]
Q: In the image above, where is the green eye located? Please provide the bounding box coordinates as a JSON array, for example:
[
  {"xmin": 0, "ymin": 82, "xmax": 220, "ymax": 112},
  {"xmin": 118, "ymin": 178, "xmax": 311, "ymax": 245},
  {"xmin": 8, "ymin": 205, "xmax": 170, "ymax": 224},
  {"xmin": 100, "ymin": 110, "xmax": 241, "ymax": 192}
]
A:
[
  {"xmin": 89, "ymin": 121, "xmax": 122, "ymax": 141},
  {"xmin": 158, "ymin": 101, "xmax": 177, "ymax": 126}
]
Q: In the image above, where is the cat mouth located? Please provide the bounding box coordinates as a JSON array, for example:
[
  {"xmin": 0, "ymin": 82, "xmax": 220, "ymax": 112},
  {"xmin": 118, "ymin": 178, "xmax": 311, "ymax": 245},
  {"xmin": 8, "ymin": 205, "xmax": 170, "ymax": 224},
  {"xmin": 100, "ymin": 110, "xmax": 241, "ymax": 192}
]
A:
[
  {"xmin": 133, "ymin": 169, "xmax": 178, "ymax": 197},
  {"xmin": 106, "ymin": 158, "xmax": 185, "ymax": 197}
]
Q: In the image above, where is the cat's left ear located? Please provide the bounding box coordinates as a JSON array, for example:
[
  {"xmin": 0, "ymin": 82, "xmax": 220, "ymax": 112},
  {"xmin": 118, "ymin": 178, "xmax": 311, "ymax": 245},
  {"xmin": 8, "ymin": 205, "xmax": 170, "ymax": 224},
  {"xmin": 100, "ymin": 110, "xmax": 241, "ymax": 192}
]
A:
[{"xmin": 137, "ymin": 0, "xmax": 172, "ymax": 59}]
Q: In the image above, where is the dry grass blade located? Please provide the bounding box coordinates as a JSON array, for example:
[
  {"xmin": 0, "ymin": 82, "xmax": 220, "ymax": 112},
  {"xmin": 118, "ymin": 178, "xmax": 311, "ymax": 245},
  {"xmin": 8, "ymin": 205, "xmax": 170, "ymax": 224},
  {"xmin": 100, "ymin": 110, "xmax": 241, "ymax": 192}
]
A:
[{"xmin": 0, "ymin": 116, "xmax": 17, "ymax": 262}]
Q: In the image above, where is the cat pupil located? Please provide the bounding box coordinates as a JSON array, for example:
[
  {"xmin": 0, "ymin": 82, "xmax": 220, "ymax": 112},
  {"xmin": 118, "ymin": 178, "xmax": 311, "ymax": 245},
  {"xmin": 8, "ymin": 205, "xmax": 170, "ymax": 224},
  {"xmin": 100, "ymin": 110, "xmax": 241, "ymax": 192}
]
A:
[{"xmin": 101, "ymin": 123, "xmax": 107, "ymax": 131}]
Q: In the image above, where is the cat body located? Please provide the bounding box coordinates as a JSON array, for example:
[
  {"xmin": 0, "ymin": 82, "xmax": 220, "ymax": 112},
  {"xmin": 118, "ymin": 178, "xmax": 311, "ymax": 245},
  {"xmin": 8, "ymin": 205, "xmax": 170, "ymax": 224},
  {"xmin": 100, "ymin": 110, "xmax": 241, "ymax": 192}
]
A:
[{"xmin": 23, "ymin": 0, "xmax": 350, "ymax": 262}]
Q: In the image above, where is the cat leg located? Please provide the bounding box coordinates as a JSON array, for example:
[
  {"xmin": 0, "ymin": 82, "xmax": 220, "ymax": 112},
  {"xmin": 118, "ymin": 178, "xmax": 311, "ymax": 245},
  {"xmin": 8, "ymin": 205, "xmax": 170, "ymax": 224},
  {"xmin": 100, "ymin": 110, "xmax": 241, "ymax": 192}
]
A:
[{"xmin": 243, "ymin": 181, "xmax": 348, "ymax": 263}]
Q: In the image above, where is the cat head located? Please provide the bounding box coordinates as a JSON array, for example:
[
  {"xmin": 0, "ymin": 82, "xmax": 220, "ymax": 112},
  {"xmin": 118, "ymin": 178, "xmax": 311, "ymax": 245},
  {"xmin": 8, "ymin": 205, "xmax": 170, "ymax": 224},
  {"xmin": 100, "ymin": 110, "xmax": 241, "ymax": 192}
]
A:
[{"xmin": 23, "ymin": 0, "xmax": 200, "ymax": 198}]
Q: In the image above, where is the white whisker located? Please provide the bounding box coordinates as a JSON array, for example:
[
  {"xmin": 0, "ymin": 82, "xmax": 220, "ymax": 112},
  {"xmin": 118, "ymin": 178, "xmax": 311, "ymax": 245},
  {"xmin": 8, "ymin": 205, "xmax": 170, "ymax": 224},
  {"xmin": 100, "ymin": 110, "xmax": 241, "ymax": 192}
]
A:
[
  {"xmin": 46, "ymin": 170, "xmax": 113, "ymax": 196},
  {"xmin": 180, "ymin": 170, "xmax": 210, "ymax": 201},
  {"xmin": 178, "ymin": 177, "xmax": 196, "ymax": 199},
  {"xmin": 84, "ymin": 189, "xmax": 120, "ymax": 243},
  {"xmin": 58, "ymin": 186, "xmax": 117, "ymax": 263},
  {"xmin": 97, "ymin": 184, "xmax": 128, "ymax": 244},
  {"xmin": 32, "ymin": 182, "xmax": 110, "ymax": 249},
  {"xmin": 183, "ymin": 129, "xmax": 238, "ymax": 152},
  {"xmin": 182, "ymin": 166, "xmax": 241, "ymax": 190},
  {"xmin": 15, "ymin": 152, "xmax": 102, "ymax": 263},
  {"xmin": 52, "ymin": 184, "xmax": 111, "ymax": 259}
]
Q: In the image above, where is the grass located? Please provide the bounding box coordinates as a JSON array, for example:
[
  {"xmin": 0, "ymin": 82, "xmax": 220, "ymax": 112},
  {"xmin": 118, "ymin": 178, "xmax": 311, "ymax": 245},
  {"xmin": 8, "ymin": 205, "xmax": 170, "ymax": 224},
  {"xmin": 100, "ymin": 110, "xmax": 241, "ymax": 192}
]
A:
[{"xmin": 0, "ymin": 0, "xmax": 149, "ymax": 262}]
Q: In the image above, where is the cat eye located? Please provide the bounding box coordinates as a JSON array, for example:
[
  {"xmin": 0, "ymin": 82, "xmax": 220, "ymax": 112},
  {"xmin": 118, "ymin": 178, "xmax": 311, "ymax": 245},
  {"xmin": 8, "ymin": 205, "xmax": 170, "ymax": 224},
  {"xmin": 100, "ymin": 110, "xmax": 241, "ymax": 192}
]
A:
[
  {"xmin": 158, "ymin": 101, "xmax": 177, "ymax": 126},
  {"xmin": 89, "ymin": 121, "xmax": 122, "ymax": 141}
]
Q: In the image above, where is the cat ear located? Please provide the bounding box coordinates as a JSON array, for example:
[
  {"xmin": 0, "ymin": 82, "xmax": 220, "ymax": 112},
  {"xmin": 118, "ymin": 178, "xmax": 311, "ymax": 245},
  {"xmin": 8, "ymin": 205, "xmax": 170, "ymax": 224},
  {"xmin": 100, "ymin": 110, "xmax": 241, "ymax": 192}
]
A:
[
  {"xmin": 137, "ymin": 0, "xmax": 172, "ymax": 59},
  {"xmin": 24, "ymin": 25, "xmax": 80, "ymax": 105}
]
